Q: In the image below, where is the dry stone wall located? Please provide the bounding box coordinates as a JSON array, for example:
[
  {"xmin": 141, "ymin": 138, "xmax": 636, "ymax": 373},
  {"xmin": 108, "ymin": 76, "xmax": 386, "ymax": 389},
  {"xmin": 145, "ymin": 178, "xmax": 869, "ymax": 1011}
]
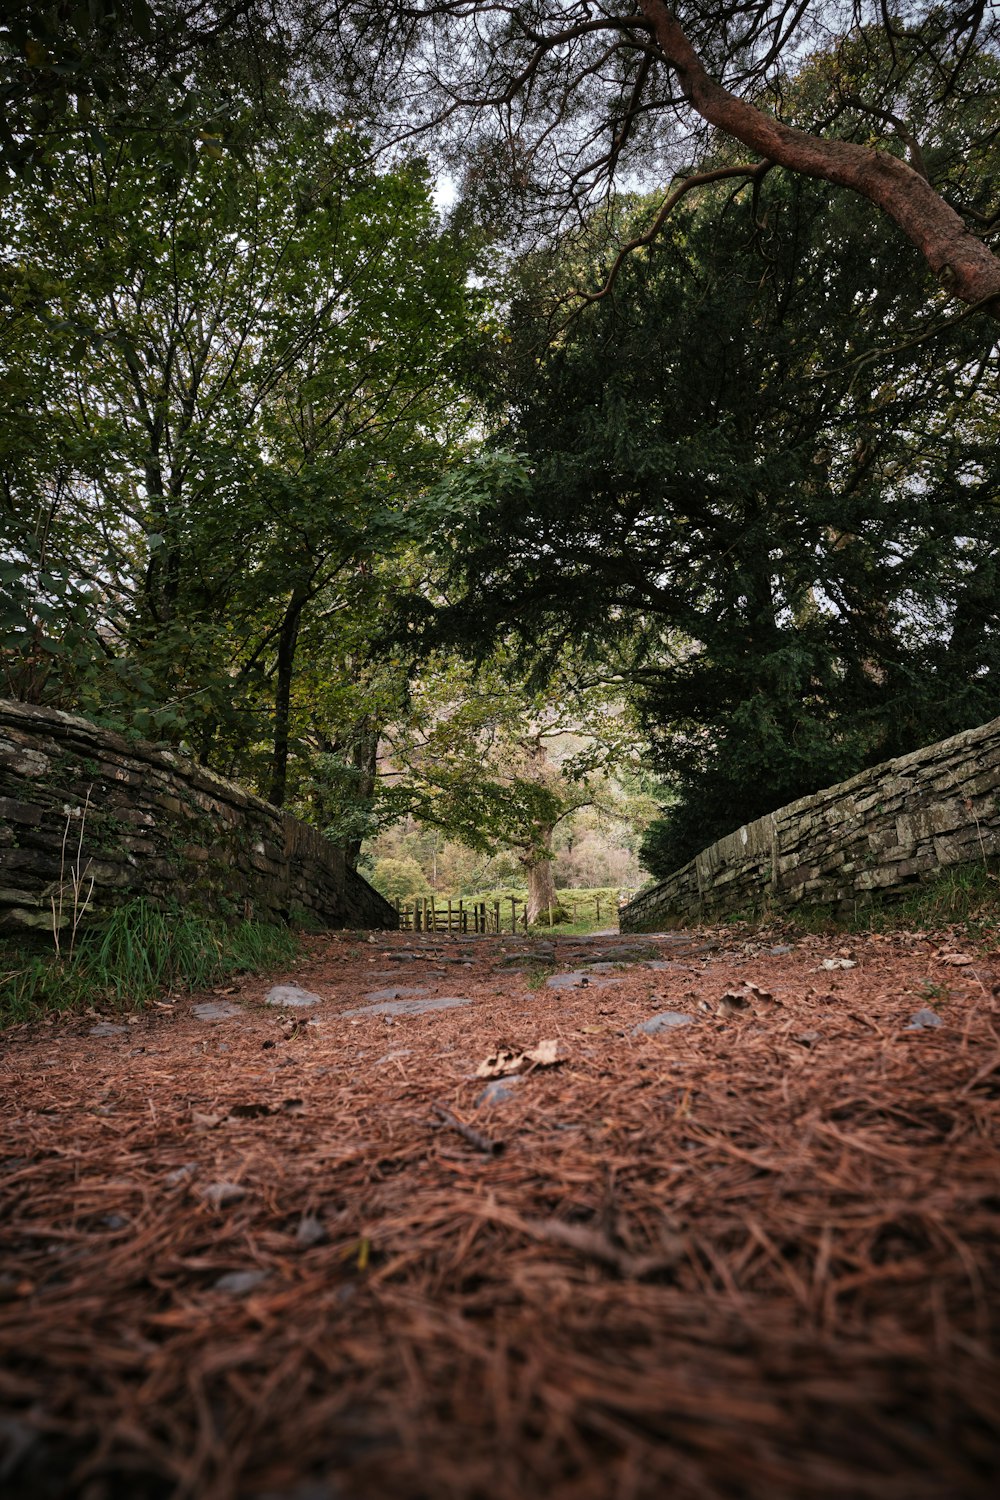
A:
[
  {"xmin": 622, "ymin": 716, "xmax": 1000, "ymax": 932},
  {"xmin": 0, "ymin": 699, "xmax": 396, "ymax": 936}
]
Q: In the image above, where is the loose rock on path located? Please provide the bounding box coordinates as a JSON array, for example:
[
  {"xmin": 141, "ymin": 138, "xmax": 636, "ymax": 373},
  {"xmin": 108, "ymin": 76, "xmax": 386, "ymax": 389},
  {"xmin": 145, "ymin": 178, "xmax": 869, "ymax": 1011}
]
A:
[{"xmin": 1, "ymin": 923, "xmax": 999, "ymax": 1499}]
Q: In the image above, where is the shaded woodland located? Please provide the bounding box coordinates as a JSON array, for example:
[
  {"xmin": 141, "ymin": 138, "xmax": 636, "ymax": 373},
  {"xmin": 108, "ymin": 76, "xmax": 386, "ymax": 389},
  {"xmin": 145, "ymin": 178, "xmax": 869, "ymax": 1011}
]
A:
[{"xmin": 2, "ymin": 0, "xmax": 998, "ymax": 897}]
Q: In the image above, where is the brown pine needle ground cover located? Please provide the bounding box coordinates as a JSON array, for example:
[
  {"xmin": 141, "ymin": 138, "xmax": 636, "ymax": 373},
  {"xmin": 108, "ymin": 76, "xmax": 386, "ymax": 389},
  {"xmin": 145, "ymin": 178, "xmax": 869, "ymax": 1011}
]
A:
[{"xmin": 1, "ymin": 923, "xmax": 999, "ymax": 1500}]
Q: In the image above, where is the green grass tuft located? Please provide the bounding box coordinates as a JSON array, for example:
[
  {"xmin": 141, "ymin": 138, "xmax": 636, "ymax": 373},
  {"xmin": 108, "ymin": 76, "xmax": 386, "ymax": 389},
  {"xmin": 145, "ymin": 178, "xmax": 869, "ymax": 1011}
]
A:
[{"xmin": 0, "ymin": 899, "xmax": 300, "ymax": 1028}]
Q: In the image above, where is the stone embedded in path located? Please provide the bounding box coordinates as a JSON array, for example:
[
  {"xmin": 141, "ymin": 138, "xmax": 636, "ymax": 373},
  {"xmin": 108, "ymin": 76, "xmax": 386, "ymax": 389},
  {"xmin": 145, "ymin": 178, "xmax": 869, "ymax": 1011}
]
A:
[
  {"xmin": 591, "ymin": 945, "xmax": 661, "ymax": 963},
  {"xmin": 192, "ymin": 1001, "xmax": 243, "ymax": 1021},
  {"xmin": 546, "ymin": 971, "xmax": 624, "ymax": 991},
  {"xmin": 905, "ymin": 1007, "xmax": 943, "ymax": 1031},
  {"xmin": 632, "ymin": 1011, "xmax": 697, "ymax": 1036},
  {"xmin": 363, "ymin": 986, "xmax": 430, "ymax": 1003},
  {"xmin": 476, "ymin": 1077, "xmax": 523, "ymax": 1108},
  {"xmin": 88, "ymin": 1022, "xmax": 127, "ymax": 1036},
  {"xmin": 343, "ymin": 996, "xmax": 472, "ymax": 1018},
  {"xmin": 265, "ymin": 984, "xmax": 321, "ymax": 1008}
]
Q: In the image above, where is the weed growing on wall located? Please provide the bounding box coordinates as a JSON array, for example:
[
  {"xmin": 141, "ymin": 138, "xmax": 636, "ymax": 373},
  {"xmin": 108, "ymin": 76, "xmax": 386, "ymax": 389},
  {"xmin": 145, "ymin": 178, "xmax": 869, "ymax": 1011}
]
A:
[{"xmin": 717, "ymin": 863, "xmax": 1000, "ymax": 940}]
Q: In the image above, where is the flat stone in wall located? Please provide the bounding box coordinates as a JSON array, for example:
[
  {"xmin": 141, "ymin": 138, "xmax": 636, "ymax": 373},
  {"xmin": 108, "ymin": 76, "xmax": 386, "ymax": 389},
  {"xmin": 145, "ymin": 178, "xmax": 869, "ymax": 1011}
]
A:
[
  {"xmin": 0, "ymin": 699, "xmax": 396, "ymax": 935},
  {"xmin": 622, "ymin": 716, "xmax": 1000, "ymax": 932}
]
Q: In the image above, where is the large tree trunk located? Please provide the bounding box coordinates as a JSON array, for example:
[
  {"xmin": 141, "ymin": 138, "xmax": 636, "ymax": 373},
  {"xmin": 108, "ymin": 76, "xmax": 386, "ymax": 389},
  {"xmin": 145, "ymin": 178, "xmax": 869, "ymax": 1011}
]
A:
[
  {"xmin": 345, "ymin": 721, "xmax": 379, "ymax": 871},
  {"xmin": 639, "ymin": 2, "xmax": 1000, "ymax": 318},
  {"xmin": 522, "ymin": 827, "xmax": 569, "ymax": 926}
]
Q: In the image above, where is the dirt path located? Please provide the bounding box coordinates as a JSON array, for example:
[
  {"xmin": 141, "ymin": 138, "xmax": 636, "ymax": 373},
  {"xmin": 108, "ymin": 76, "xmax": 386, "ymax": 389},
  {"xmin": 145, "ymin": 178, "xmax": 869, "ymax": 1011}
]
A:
[{"xmin": 1, "ymin": 925, "xmax": 999, "ymax": 1499}]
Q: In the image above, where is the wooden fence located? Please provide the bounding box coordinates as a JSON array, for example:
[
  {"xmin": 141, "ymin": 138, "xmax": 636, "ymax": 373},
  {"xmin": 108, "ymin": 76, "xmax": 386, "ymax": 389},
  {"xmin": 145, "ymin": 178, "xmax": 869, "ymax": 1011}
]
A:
[
  {"xmin": 395, "ymin": 893, "xmax": 616, "ymax": 935},
  {"xmin": 395, "ymin": 897, "xmax": 497, "ymax": 933}
]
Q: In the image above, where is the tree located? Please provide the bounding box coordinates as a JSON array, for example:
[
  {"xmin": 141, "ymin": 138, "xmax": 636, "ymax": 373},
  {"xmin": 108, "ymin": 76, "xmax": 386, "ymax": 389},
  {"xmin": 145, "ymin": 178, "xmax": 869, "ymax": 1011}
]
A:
[
  {"xmin": 371, "ymin": 650, "xmax": 645, "ymax": 922},
  {"xmin": 420, "ymin": 160, "xmax": 1000, "ymax": 874},
  {"xmin": 370, "ymin": 855, "xmax": 432, "ymax": 904},
  {"xmin": 0, "ymin": 2, "xmax": 294, "ymax": 182},
  {"xmin": 0, "ymin": 85, "xmax": 477, "ymax": 816}
]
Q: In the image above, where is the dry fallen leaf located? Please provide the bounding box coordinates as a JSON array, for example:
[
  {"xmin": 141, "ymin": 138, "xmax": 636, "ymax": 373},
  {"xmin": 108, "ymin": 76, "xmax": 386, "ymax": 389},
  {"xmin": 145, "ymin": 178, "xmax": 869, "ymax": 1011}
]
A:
[
  {"xmin": 523, "ymin": 1038, "xmax": 568, "ymax": 1068},
  {"xmin": 717, "ymin": 981, "xmax": 776, "ymax": 1017},
  {"xmin": 475, "ymin": 1038, "xmax": 568, "ymax": 1078},
  {"xmin": 475, "ymin": 1047, "xmax": 524, "ymax": 1079}
]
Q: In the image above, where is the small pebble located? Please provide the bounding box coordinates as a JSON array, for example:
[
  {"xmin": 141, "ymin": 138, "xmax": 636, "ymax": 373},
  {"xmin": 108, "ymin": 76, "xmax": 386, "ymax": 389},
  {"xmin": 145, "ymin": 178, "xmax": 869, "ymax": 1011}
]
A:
[
  {"xmin": 214, "ymin": 1269, "xmax": 269, "ymax": 1295},
  {"xmin": 476, "ymin": 1077, "xmax": 523, "ymax": 1108},
  {"xmin": 632, "ymin": 1011, "xmax": 697, "ymax": 1036},
  {"xmin": 295, "ymin": 1215, "xmax": 327, "ymax": 1247},
  {"xmin": 164, "ymin": 1163, "xmax": 198, "ymax": 1186},
  {"xmin": 905, "ymin": 1007, "xmax": 943, "ymax": 1031},
  {"xmin": 199, "ymin": 1181, "xmax": 249, "ymax": 1208}
]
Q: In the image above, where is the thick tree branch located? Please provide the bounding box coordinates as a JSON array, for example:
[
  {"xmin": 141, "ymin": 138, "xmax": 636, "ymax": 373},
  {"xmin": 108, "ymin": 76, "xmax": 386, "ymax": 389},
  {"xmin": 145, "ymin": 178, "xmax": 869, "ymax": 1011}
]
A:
[
  {"xmin": 559, "ymin": 160, "xmax": 769, "ymax": 326},
  {"xmin": 637, "ymin": 0, "xmax": 1000, "ymax": 319}
]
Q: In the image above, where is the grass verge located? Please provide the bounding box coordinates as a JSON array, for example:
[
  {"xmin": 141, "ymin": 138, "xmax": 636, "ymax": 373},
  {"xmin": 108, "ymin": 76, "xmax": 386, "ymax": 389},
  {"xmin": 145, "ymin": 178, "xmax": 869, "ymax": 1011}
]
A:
[{"xmin": 0, "ymin": 899, "xmax": 300, "ymax": 1028}]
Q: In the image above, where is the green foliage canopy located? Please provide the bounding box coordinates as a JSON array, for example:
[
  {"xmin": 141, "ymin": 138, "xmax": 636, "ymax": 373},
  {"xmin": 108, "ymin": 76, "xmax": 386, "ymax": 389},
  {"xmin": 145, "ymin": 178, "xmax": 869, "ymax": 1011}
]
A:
[
  {"xmin": 423, "ymin": 161, "xmax": 1000, "ymax": 875},
  {"xmin": 0, "ymin": 83, "xmax": 478, "ymax": 810}
]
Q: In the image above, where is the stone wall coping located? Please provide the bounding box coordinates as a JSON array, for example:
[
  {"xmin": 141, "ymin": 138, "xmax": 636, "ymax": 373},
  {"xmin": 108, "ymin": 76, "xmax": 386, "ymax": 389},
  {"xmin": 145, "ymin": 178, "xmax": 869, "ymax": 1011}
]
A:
[{"xmin": 0, "ymin": 699, "xmax": 284, "ymax": 824}]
